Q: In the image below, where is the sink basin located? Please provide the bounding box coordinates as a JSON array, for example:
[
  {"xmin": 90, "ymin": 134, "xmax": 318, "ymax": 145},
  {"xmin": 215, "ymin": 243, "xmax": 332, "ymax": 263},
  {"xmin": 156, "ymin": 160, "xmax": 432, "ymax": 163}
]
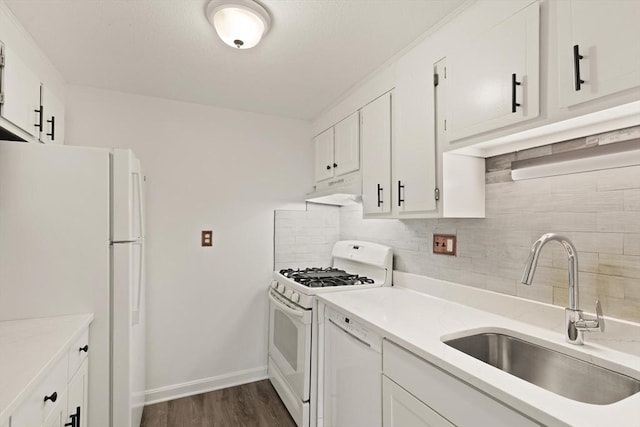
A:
[{"xmin": 444, "ymin": 332, "xmax": 640, "ymax": 405}]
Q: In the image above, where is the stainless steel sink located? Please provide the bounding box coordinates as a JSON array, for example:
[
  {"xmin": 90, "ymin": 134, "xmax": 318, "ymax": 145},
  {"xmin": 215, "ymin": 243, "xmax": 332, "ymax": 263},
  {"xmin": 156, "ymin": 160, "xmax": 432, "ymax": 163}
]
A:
[{"xmin": 444, "ymin": 332, "xmax": 640, "ymax": 405}]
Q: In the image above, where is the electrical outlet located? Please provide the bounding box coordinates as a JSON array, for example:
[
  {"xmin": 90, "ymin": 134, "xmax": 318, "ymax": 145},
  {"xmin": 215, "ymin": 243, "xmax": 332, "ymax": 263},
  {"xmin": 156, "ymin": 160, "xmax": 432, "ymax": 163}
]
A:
[
  {"xmin": 433, "ymin": 234, "xmax": 456, "ymax": 256},
  {"xmin": 202, "ymin": 230, "xmax": 213, "ymax": 247}
]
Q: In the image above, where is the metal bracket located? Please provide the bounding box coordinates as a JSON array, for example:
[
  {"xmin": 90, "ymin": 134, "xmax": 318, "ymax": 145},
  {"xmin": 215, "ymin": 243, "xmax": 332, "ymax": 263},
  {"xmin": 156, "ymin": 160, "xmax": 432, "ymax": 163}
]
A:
[
  {"xmin": 434, "ymin": 188, "xmax": 440, "ymax": 201},
  {"xmin": 434, "ymin": 73, "xmax": 439, "ymax": 87}
]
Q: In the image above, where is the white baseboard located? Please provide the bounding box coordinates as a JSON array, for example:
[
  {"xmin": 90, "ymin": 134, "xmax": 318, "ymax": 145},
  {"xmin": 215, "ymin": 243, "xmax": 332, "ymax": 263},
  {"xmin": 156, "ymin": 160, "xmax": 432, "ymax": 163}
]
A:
[{"xmin": 144, "ymin": 366, "xmax": 268, "ymax": 405}]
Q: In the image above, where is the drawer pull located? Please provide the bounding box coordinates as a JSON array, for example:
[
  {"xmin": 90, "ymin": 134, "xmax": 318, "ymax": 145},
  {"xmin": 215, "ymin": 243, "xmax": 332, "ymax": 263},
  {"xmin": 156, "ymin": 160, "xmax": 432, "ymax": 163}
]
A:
[
  {"xmin": 44, "ymin": 391, "xmax": 58, "ymax": 403},
  {"xmin": 65, "ymin": 406, "xmax": 81, "ymax": 427},
  {"xmin": 79, "ymin": 344, "xmax": 89, "ymax": 353}
]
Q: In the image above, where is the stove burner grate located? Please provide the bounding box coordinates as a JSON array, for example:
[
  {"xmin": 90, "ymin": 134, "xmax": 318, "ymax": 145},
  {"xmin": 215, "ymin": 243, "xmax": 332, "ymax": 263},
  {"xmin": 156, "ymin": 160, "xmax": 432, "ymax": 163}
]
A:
[{"xmin": 279, "ymin": 267, "xmax": 374, "ymax": 287}]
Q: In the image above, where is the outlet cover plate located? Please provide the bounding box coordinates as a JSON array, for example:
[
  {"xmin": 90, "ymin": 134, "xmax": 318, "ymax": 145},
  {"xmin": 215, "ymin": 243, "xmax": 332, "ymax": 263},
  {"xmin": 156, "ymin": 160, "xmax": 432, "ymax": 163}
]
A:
[{"xmin": 433, "ymin": 234, "xmax": 456, "ymax": 256}]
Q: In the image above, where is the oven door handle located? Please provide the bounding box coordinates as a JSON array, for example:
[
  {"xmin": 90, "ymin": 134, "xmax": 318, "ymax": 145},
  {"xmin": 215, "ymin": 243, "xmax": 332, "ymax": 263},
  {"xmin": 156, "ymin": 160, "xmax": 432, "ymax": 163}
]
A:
[{"xmin": 269, "ymin": 289, "xmax": 306, "ymax": 319}]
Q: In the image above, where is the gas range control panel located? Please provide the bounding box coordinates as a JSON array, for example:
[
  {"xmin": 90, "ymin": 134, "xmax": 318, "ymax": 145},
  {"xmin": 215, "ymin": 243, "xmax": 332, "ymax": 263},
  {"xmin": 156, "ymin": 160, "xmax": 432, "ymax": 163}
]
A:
[{"xmin": 271, "ymin": 280, "xmax": 300, "ymax": 303}]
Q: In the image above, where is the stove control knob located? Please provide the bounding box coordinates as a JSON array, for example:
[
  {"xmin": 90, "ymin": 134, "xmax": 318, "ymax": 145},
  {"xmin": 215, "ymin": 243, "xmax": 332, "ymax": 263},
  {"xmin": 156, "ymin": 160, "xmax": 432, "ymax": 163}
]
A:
[
  {"xmin": 271, "ymin": 280, "xmax": 278, "ymax": 289},
  {"xmin": 284, "ymin": 289, "xmax": 293, "ymax": 299},
  {"xmin": 277, "ymin": 283, "xmax": 285, "ymax": 293},
  {"xmin": 291, "ymin": 292, "xmax": 300, "ymax": 303}
]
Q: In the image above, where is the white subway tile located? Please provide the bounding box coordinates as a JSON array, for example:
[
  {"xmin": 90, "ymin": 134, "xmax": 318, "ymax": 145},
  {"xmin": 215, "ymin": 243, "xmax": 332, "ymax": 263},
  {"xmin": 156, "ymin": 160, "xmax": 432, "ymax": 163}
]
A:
[
  {"xmin": 624, "ymin": 234, "xmax": 640, "ymax": 255},
  {"xmin": 596, "ymin": 165, "xmax": 640, "ymax": 191}
]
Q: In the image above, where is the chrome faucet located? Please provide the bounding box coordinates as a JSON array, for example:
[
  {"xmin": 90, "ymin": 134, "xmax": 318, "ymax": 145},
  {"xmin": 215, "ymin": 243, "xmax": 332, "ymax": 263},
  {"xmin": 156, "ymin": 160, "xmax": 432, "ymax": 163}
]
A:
[{"xmin": 521, "ymin": 233, "xmax": 604, "ymax": 345}]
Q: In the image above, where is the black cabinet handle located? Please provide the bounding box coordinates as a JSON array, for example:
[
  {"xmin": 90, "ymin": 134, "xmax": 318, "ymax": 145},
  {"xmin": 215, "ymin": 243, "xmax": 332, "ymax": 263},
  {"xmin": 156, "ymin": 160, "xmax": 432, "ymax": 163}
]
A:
[
  {"xmin": 34, "ymin": 106, "xmax": 44, "ymax": 132},
  {"xmin": 65, "ymin": 406, "xmax": 80, "ymax": 427},
  {"xmin": 79, "ymin": 344, "xmax": 89, "ymax": 353},
  {"xmin": 573, "ymin": 44, "xmax": 585, "ymax": 91},
  {"xmin": 333, "ymin": 163, "xmax": 338, "ymax": 168},
  {"xmin": 326, "ymin": 165, "xmax": 331, "ymax": 170},
  {"xmin": 397, "ymin": 181, "xmax": 405, "ymax": 207},
  {"xmin": 46, "ymin": 116, "xmax": 56, "ymax": 141},
  {"xmin": 377, "ymin": 184, "xmax": 383, "ymax": 207},
  {"xmin": 511, "ymin": 74, "xmax": 522, "ymax": 113},
  {"xmin": 44, "ymin": 391, "xmax": 58, "ymax": 403}
]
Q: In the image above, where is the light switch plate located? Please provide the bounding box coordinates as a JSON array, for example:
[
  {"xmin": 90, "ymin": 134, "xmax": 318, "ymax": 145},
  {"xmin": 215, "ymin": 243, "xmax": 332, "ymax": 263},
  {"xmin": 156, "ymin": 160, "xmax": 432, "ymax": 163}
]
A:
[{"xmin": 433, "ymin": 234, "xmax": 456, "ymax": 256}]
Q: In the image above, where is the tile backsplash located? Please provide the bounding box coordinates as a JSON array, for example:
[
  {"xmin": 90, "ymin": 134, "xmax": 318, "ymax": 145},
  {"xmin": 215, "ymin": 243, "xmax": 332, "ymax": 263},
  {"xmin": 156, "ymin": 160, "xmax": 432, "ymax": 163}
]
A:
[
  {"xmin": 341, "ymin": 137, "xmax": 640, "ymax": 323},
  {"xmin": 274, "ymin": 203, "xmax": 340, "ymax": 272},
  {"xmin": 275, "ymin": 128, "xmax": 640, "ymax": 322}
]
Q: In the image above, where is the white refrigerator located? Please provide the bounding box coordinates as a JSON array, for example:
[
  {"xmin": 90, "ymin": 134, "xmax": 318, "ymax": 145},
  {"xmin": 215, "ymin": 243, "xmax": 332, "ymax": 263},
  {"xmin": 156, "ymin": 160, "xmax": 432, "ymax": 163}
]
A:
[{"xmin": 0, "ymin": 140, "xmax": 146, "ymax": 427}]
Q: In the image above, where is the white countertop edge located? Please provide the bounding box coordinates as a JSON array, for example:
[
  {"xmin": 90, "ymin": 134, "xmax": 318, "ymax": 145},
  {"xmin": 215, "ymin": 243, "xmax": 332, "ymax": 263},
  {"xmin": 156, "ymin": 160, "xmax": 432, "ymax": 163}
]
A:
[
  {"xmin": 394, "ymin": 270, "xmax": 640, "ymax": 356},
  {"xmin": 317, "ymin": 282, "xmax": 640, "ymax": 427},
  {"xmin": 0, "ymin": 313, "xmax": 94, "ymax": 423}
]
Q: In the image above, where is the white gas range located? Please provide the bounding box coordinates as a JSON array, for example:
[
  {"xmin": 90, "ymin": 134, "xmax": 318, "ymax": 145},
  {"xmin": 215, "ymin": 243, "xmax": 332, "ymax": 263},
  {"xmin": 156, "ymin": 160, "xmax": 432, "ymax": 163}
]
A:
[{"xmin": 268, "ymin": 240, "xmax": 393, "ymax": 427}]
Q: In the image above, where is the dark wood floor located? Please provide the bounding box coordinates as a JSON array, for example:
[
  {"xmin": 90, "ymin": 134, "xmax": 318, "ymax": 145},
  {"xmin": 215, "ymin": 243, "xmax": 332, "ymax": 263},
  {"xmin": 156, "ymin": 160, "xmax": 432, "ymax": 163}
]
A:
[{"xmin": 141, "ymin": 380, "xmax": 297, "ymax": 427}]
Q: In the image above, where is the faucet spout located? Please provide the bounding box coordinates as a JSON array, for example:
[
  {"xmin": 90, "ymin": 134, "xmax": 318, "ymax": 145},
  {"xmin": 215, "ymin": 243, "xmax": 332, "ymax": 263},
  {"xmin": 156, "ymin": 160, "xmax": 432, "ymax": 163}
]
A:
[
  {"xmin": 521, "ymin": 233, "xmax": 604, "ymax": 345},
  {"xmin": 521, "ymin": 233, "xmax": 579, "ymax": 309}
]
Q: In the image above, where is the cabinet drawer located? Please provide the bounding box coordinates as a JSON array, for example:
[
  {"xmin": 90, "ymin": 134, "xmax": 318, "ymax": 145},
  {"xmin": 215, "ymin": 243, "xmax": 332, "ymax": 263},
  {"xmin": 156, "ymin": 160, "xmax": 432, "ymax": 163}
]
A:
[
  {"xmin": 68, "ymin": 328, "xmax": 89, "ymax": 379},
  {"xmin": 383, "ymin": 340, "xmax": 539, "ymax": 427},
  {"xmin": 10, "ymin": 355, "xmax": 68, "ymax": 426}
]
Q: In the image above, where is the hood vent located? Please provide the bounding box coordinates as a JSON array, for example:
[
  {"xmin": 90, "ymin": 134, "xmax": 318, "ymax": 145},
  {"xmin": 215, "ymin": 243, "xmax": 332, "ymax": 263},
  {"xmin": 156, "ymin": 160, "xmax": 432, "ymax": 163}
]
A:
[{"xmin": 305, "ymin": 170, "xmax": 361, "ymax": 206}]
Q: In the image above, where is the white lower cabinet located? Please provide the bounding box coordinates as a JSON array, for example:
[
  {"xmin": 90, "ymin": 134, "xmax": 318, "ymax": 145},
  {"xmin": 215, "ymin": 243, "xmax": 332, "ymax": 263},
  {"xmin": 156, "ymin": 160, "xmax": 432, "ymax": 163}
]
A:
[
  {"xmin": 382, "ymin": 340, "xmax": 540, "ymax": 427},
  {"xmin": 67, "ymin": 359, "xmax": 89, "ymax": 427},
  {"xmin": 8, "ymin": 327, "xmax": 90, "ymax": 427},
  {"xmin": 10, "ymin": 355, "xmax": 68, "ymax": 426},
  {"xmin": 42, "ymin": 394, "xmax": 67, "ymax": 427},
  {"xmin": 382, "ymin": 376, "xmax": 453, "ymax": 427}
]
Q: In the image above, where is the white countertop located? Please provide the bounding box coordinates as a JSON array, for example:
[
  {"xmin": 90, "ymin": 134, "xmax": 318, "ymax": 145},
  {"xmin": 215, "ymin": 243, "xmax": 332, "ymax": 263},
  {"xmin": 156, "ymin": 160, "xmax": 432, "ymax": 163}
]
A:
[
  {"xmin": 318, "ymin": 276, "xmax": 640, "ymax": 427},
  {"xmin": 0, "ymin": 314, "xmax": 94, "ymax": 423}
]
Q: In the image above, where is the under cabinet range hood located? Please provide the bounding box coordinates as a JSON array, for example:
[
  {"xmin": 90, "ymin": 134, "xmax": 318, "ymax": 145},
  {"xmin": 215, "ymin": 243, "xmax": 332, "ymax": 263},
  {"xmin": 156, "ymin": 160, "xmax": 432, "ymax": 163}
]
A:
[{"xmin": 305, "ymin": 170, "xmax": 362, "ymax": 206}]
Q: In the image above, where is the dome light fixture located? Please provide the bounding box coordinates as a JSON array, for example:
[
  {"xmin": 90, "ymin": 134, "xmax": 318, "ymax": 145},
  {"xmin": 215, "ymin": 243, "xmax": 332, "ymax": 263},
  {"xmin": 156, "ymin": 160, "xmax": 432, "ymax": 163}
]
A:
[{"xmin": 206, "ymin": 0, "xmax": 271, "ymax": 49}]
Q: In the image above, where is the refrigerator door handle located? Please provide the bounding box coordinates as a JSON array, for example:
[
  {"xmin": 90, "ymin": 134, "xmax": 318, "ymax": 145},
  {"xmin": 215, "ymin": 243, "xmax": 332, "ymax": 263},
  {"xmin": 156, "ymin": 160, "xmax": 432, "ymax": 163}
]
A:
[
  {"xmin": 132, "ymin": 241, "xmax": 144, "ymax": 326},
  {"xmin": 133, "ymin": 171, "xmax": 145, "ymax": 241}
]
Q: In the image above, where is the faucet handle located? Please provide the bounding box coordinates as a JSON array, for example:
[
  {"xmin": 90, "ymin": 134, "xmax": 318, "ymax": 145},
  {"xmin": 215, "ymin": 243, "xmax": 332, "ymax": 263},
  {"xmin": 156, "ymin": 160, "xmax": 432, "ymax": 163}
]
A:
[{"xmin": 576, "ymin": 300, "xmax": 605, "ymax": 332}]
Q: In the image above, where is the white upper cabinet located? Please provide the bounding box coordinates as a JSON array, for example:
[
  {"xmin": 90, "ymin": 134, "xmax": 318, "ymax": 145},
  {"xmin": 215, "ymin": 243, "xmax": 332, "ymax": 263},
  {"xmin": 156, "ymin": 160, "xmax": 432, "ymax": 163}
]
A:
[
  {"xmin": 313, "ymin": 112, "xmax": 359, "ymax": 183},
  {"xmin": 557, "ymin": 0, "xmax": 640, "ymax": 107},
  {"xmin": 361, "ymin": 92, "xmax": 392, "ymax": 215},
  {"xmin": 1, "ymin": 43, "xmax": 41, "ymax": 137},
  {"xmin": 0, "ymin": 3, "xmax": 66, "ymax": 143},
  {"xmin": 333, "ymin": 112, "xmax": 360, "ymax": 177},
  {"xmin": 314, "ymin": 127, "xmax": 334, "ymax": 182},
  {"xmin": 40, "ymin": 85, "xmax": 65, "ymax": 144},
  {"xmin": 445, "ymin": 2, "xmax": 540, "ymax": 142},
  {"xmin": 393, "ymin": 42, "xmax": 437, "ymax": 216}
]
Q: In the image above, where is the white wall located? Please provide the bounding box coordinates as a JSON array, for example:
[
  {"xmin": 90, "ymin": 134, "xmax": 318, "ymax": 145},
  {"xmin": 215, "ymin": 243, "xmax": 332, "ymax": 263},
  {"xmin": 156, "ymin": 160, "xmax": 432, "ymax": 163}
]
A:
[{"xmin": 64, "ymin": 85, "xmax": 312, "ymax": 402}]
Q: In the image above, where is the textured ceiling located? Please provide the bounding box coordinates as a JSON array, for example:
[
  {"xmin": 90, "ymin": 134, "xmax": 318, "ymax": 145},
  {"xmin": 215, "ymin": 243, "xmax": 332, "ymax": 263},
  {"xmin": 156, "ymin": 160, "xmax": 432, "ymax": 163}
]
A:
[{"xmin": 6, "ymin": 0, "xmax": 465, "ymax": 120}]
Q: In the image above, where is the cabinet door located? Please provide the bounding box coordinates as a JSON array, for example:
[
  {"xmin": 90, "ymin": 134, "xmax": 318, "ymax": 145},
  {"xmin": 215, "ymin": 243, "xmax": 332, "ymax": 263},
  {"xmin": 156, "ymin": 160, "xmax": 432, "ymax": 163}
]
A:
[
  {"xmin": 42, "ymin": 395, "xmax": 67, "ymax": 427},
  {"xmin": 394, "ymin": 41, "xmax": 437, "ymax": 215},
  {"xmin": 1, "ymin": 44, "xmax": 41, "ymax": 136},
  {"xmin": 333, "ymin": 111, "xmax": 359, "ymax": 177},
  {"xmin": 41, "ymin": 85, "xmax": 65, "ymax": 144},
  {"xmin": 361, "ymin": 92, "xmax": 392, "ymax": 215},
  {"xmin": 314, "ymin": 128, "xmax": 335, "ymax": 182},
  {"xmin": 383, "ymin": 376, "xmax": 454, "ymax": 427},
  {"xmin": 67, "ymin": 359, "xmax": 89, "ymax": 427},
  {"xmin": 446, "ymin": 2, "xmax": 539, "ymax": 142},
  {"xmin": 558, "ymin": 0, "xmax": 640, "ymax": 107}
]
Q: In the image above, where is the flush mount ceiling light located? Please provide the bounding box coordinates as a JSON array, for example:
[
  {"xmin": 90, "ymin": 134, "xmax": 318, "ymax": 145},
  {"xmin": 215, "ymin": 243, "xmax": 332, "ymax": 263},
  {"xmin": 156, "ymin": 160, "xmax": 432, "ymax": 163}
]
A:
[{"xmin": 206, "ymin": 0, "xmax": 271, "ymax": 49}]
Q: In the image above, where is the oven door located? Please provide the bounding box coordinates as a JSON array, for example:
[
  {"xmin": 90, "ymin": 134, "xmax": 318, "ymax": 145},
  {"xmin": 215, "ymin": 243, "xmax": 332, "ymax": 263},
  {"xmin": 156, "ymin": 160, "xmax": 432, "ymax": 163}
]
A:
[{"xmin": 268, "ymin": 288, "xmax": 312, "ymax": 403}]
